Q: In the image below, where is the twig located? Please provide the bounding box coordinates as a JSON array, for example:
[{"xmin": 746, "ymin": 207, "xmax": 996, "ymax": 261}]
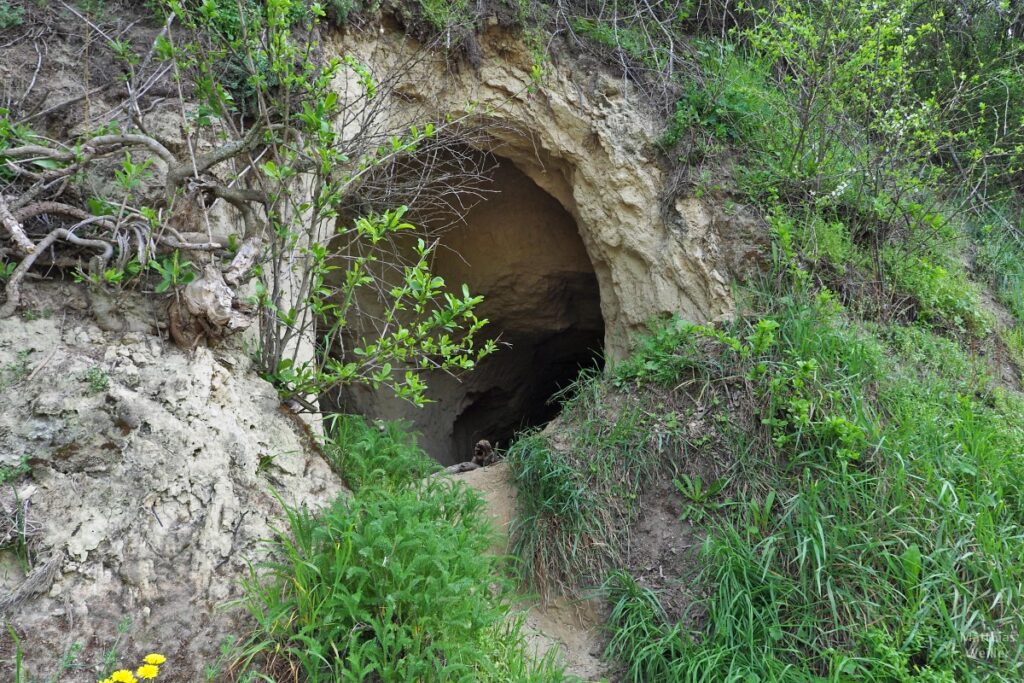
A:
[
  {"xmin": 13, "ymin": 201, "xmax": 116, "ymax": 230},
  {"xmin": 16, "ymin": 84, "xmax": 111, "ymax": 126},
  {"xmin": 59, "ymin": 1, "xmax": 114, "ymax": 43},
  {"xmin": 0, "ymin": 194, "xmax": 36, "ymax": 254},
  {"xmin": 25, "ymin": 346, "xmax": 59, "ymax": 383},
  {"xmin": 1, "ymin": 227, "xmax": 112, "ymax": 318},
  {"xmin": 17, "ymin": 37, "xmax": 44, "ymax": 108}
]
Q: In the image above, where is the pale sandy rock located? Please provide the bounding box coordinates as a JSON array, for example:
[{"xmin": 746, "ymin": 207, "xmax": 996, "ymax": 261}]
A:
[
  {"xmin": 332, "ymin": 28, "xmax": 764, "ymax": 463},
  {"xmin": 332, "ymin": 27, "xmax": 755, "ymax": 360},
  {"xmin": 0, "ymin": 285, "xmax": 344, "ymax": 681}
]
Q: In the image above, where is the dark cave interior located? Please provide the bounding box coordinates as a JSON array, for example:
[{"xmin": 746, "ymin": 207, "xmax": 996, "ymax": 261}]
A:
[{"xmin": 335, "ymin": 156, "xmax": 605, "ymax": 465}]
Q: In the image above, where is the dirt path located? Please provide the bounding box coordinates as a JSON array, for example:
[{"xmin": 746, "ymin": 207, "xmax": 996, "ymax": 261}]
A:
[{"xmin": 454, "ymin": 463, "xmax": 613, "ymax": 682}]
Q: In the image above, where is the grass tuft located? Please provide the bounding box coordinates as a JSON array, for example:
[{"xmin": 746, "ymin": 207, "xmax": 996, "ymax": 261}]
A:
[
  {"xmin": 322, "ymin": 414, "xmax": 440, "ymax": 491},
  {"xmin": 506, "ymin": 375, "xmax": 675, "ymax": 599}
]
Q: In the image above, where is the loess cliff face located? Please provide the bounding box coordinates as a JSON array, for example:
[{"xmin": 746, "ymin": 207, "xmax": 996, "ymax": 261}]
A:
[
  {"xmin": 0, "ymin": 284, "xmax": 345, "ymax": 679},
  {"xmin": 331, "ymin": 24, "xmax": 763, "ymax": 462}
]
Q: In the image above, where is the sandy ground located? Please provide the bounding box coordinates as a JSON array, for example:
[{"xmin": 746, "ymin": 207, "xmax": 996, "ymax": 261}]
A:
[{"xmin": 455, "ymin": 463, "xmax": 613, "ymax": 682}]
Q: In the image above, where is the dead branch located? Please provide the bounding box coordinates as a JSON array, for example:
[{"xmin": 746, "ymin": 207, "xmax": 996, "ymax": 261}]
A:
[
  {"xmin": 1, "ymin": 227, "xmax": 114, "ymax": 318},
  {"xmin": 16, "ymin": 84, "xmax": 112, "ymax": 126},
  {"xmin": 4, "ymin": 133, "xmax": 174, "ymax": 165},
  {"xmin": 13, "ymin": 201, "xmax": 116, "ymax": 231},
  {"xmin": 160, "ymin": 236, "xmax": 226, "ymax": 252},
  {"xmin": 0, "ymin": 194, "xmax": 36, "ymax": 254},
  {"xmin": 88, "ymin": 133, "xmax": 176, "ymax": 165},
  {"xmin": 1, "ymin": 144, "xmax": 76, "ymax": 162},
  {"xmin": 166, "ymin": 127, "xmax": 269, "ymax": 197}
]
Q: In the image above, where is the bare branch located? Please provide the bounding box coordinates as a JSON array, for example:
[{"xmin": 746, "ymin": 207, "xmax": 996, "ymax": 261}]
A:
[
  {"xmin": 88, "ymin": 134, "xmax": 176, "ymax": 166},
  {"xmin": 0, "ymin": 194, "xmax": 36, "ymax": 255},
  {"xmin": 16, "ymin": 85, "xmax": 112, "ymax": 126},
  {"xmin": 2, "ymin": 145, "xmax": 75, "ymax": 161},
  {"xmin": 166, "ymin": 127, "xmax": 270, "ymax": 196},
  {"xmin": 13, "ymin": 201, "xmax": 116, "ymax": 231},
  {"xmin": 1, "ymin": 227, "xmax": 113, "ymax": 318}
]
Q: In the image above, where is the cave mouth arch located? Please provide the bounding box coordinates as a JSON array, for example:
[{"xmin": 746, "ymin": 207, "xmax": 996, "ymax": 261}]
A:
[{"xmin": 337, "ymin": 155, "xmax": 605, "ymax": 465}]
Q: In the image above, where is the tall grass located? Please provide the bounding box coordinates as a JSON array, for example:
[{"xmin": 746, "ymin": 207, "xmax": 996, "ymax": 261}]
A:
[
  {"xmin": 602, "ymin": 571, "xmax": 688, "ymax": 683},
  {"xmin": 600, "ymin": 281, "xmax": 1024, "ymax": 681},
  {"xmin": 322, "ymin": 414, "xmax": 440, "ymax": 492},
  {"xmin": 506, "ymin": 376, "xmax": 674, "ymax": 599},
  {"xmin": 972, "ymin": 201, "xmax": 1024, "ymax": 360}
]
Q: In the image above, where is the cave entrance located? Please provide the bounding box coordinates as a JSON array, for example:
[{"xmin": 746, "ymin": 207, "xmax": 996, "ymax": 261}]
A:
[{"xmin": 339, "ymin": 156, "xmax": 605, "ymax": 465}]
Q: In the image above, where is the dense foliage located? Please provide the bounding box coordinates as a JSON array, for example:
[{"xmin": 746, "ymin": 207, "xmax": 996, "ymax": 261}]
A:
[
  {"xmin": 603, "ymin": 278, "xmax": 1024, "ymax": 680},
  {"xmin": 236, "ymin": 417, "xmax": 566, "ymax": 681}
]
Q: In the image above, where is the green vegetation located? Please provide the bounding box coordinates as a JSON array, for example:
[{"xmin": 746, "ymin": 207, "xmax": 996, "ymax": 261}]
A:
[
  {"xmin": 602, "ymin": 571, "xmax": 688, "ymax": 683},
  {"xmin": 324, "ymin": 0, "xmax": 364, "ymax": 25},
  {"xmin": 234, "ymin": 417, "xmax": 566, "ymax": 681},
  {"xmin": 622, "ymin": 0, "xmax": 1021, "ymax": 337},
  {"xmin": 595, "ymin": 274, "xmax": 1024, "ymax": 680},
  {"xmin": 4, "ymin": 0, "xmax": 1024, "ymax": 679},
  {"xmin": 81, "ymin": 366, "xmax": 110, "ymax": 395},
  {"xmin": 0, "ymin": 455, "xmax": 31, "ymax": 486},
  {"xmin": 1, "ymin": 349, "xmax": 32, "ymax": 388},
  {"xmin": 507, "ymin": 376, "xmax": 673, "ymax": 598},
  {"xmin": 322, "ymin": 414, "xmax": 441, "ymax": 491},
  {"xmin": 973, "ymin": 202, "xmax": 1024, "ymax": 363},
  {"xmin": 148, "ymin": 251, "xmax": 195, "ymax": 294},
  {"xmin": 502, "ymin": 6, "xmax": 1024, "ymax": 680},
  {"xmin": 0, "ymin": 1, "xmax": 24, "ymax": 29},
  {"xmin": 418, "ymin": 0, "xmax": 472, "ymax": 32}
]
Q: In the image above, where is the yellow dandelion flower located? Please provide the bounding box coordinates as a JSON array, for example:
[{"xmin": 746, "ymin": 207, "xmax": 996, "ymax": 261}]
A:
[
  {"xmin": 110, "ymin": 671, "xmax": 137, "ymax": 683},
  {"xmin": 136, "ymin": 664, "xmax": 159, "ymax": 680},
  {"xmin": 143, "ymin": 654, "xmax": 166, "ymax": 666}
]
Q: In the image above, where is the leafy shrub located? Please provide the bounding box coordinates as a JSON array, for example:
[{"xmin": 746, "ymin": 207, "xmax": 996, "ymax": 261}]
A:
[
  {"xmin": 883, "ymin": 249, "xmax": 986, "ymax": 332},
  {"xmin": 324, "ymin": 0, "xmax": 361, "ymax": 25},
  {"xmin": 612, "ymin": 317, "xmax": 708, "ymax": 387},
  {"xmin": 785, "ymin": 210, "xmax": 855, "ymax": 269},
  {"xmin": 238, "ymin": 479, "xmax": 562, "ymax": 681},
  {"xmin": 418, "ymin": 0, "xmax": 472, "ymax": 32},
  {"xmin": 570, "ymin": 17, "xmax": 671, "ymax": 72},
  {"xmin": 0, "ymin": 1, "xmax": 24, "ymax": 29},
  {"xmin": 323, "ymin": 414, "xmax": 440, "ymax": 492},
  {"xmin": 661, "ymin": 47, "xmax": 780, "ymax": 151}
]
